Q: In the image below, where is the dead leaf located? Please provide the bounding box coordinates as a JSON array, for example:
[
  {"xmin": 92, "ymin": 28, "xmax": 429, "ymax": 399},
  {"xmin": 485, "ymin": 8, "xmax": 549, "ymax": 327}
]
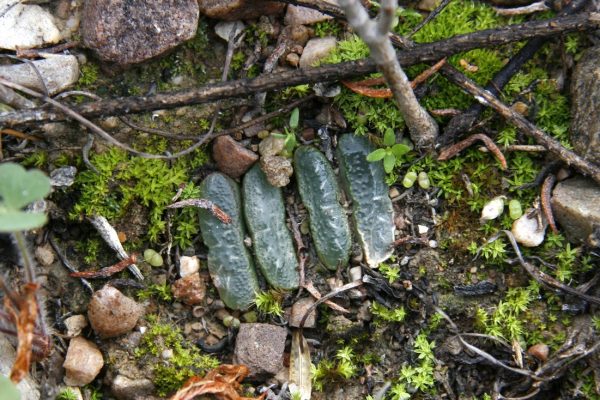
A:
[
  {"xmin": 169, "ymin": 364, "xmax": 266, "ymax": 400},
  {"xmin": 70, "ymin": 254, "xmax": 137, "ymax": 279},
  {"xmin": 289, "ymin": 330, "xmax": 312, "ymax": 400},
  {"xmin": 5, "ymin": 283, "xmax": 39, "ymax": 383}
]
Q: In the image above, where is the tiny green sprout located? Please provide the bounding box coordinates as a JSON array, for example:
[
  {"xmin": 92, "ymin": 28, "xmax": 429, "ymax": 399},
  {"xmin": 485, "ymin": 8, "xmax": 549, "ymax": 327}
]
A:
[
  {"xmin": 366, "ymin": 128, "xmax": 411, "ymax": 174},
  {"xmin": 417, "ymin": 171, "xmax": 430, "ymax": 189},
  {"xmin": 0, "ymin": 162, "xmax": 51, "ymax": 232},
  {"xmin": 56, "ymin": 387, "xmax": 79, "ymax": 400},
  {"xmin": 508, "ymin": 199, "xmax": 523, "ymax": 220},
  {"xmin": 273, "ymin": 107, "xmax": 300, "ymax": 157},
  {"xmin": 402, "ymin": 171, "xmax": 418, "ymax": 188},
  {"xmin": 143, "ymin": 249, "xmax": 164, "ymax": 267}
]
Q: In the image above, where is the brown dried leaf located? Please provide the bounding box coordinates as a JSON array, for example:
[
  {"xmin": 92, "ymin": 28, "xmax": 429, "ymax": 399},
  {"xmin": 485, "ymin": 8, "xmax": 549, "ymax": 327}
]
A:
[
  {"xmin": 341, "ymin": 78, "xmax": 392, "ymax": 98},
  {"xmin": 5, "ymin": 283, "xmax": 39, "ymax": 383},
  {"xmin": 168, "ymin": 199, "xmax": 232, "ymax": 224},
  {"xmin": 169, "ymin": 364, "xmax": 266, "ymax": 400},
  {"xmin": 289, "ymin": 330, "xmax": 312, "ymax": 400}
]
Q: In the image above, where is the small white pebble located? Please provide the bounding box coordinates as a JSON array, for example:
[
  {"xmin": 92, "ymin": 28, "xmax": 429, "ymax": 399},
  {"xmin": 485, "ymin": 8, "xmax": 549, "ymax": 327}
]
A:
[{"xmin": 418, "ymin": 225, "xmax": 429, "ymax": 234}]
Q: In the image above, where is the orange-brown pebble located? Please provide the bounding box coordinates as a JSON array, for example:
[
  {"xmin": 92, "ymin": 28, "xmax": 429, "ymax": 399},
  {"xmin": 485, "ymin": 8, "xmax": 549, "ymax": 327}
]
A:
[
  {"xmin": 527, "ymin": 343, "xmax": 549, "ymax": 362},
  {"xmin": 117, "ymin": 231, "xmax": 127, "ymax": 243}
]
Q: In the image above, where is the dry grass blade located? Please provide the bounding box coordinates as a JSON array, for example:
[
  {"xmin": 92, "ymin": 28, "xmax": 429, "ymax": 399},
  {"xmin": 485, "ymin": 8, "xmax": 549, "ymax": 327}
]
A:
[
  {"xmin": 303, "ymin": 280, "xmax": 350, "ymax": 314},
  {"xmin": 5, "ymin": 283, "xmax": 39, "ymax": 383},
  {"xmin": 289, "ymin": 330, "xmax": 312, "ymax": 400},
  {"xmin": 167, "ymin": 199, "xmax": 232, "ymax": 224},
  {"xmin": 70, "ymin": 254, "xmax": 138, "ymax": 279},
  {"xmin": 169, "ymin": 364, "xmax": 266, "ymax": 400}
]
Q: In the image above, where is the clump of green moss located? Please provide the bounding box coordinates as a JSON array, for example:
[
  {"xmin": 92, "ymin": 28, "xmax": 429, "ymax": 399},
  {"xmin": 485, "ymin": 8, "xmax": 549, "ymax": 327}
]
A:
[
  {"xmin": 135, "ymin": 316, "xmax": 219, "ymax": 396},
  {"xmin": 70, "ymin": 141, "xmax": 208, "ymax": 247}
]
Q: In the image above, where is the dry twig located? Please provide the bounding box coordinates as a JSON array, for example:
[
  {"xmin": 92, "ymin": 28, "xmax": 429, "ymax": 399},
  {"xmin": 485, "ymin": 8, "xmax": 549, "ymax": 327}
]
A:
[{"xmin": 438, "ymin": 133, "xmax": 508, "ymax": 169}]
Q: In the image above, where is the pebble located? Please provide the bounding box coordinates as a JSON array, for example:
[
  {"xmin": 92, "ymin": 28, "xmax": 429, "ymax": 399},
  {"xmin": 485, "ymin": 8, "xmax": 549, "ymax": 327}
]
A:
[
  {"xmin": 50, "ymin": 166, "xmax": 77, "ymax": 187},
  {"xmin": 199, "ymin": 0, "xmax": 285, "ymax": 20},
  {"xmin": 34, "ymin": 244, "xmax": 55, "ymax": 266},
  {"xmin": 389, "ymin": 187, "xmax": 400, "ymax": 198},
  {"xmin": 527, "ymin": 343, "xmax": 549, "ymax": 362},
  {"xmin": 212, "ymin": 135, "xmax": 258, "ymax": 179},
  {"xmin": 259, "ymin": 135, "xmax": 286, "ymax": 157},
  {"xmin": 289, "ymin": 297, "xmax": 316, "ymax": 328},
  {"xmin": 349, "ymin": 266, "xmax": 362, "ymax": 281},
  {"xmin": 111, "ymin": 375, "xmax": 155, "ymax": 400},
  {"xmin": 0, "ymin": 55, "xmax": 79, "ymax": 96},
  {"xmin": 63, "ymin": 314, "xmax": 88, "ymax": 337},
  {"xmin": 0, "ymin": 1, "xmax": 61, "ymax": 50},
  {"xmin": 299, "ymin": 37, "xmax": 337, "ymax": 68},
  {"xmin": 63, "ymin": 337, "xmax": 104, "ymax": 386},
  {"xmin": 179, "ymin": 255, "xmax": 200, "ymax": 277},
  {"xmin": 81, "ymin": 0, "xmax": 199, "ymax": 65},
  {"xmin": 286, "ymin": 52, "xmax": 300, "ymax": 67},
  {"xmin": 284, "ymin": 3, "xmax": 334, "ymax": 26},
  {"xmin": 301, "ymin": 127, "xmax": 315, "ymax": 141},
  {"xmin": 171, "ymin": 273, "xmax": 206, "ymax": 305},
  {"xmin": 552, "ymin": 177, "xmax": 600, "ymax": 244},
  {"xmin": 511, "ymin": 209, "xmax": 548, "ymax": 247},
  {"xmin": 88, "ymin": 286, "xmax": 144, "ymax": 338},
  {"xmin": 215, "ymin": 21, "xmax": 245, "ymax": 42},
  {"xmin": 259, "ymin": 155, "xmax": 293, "ymax": 187},
  {"xmin": 234, "ymin": 323, "xmax": 287, "ymax": 379},
  {"xmin": 417, "ymin": 225, "xmax": 429, "ymax": 235}
]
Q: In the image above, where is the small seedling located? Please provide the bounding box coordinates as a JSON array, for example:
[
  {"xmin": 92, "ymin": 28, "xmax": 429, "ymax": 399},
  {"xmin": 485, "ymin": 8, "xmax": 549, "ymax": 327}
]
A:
[
  {"xmin": 272, "ymin": 107, "xmax": 300, "ymax": 157},
  {"xmin": 366, "ymin": 129, "xmax": 411, "ymax": 173}
]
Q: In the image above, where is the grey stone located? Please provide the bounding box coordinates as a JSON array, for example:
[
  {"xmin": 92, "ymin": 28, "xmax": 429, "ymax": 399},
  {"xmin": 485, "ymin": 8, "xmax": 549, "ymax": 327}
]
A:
[
  {"xmin": 212, "ymin": 135, "xmax": 259, "ymax": 178},
  {"xmin": 299, "ymin": 37, "xmax": 337, "ymax": 68},
  {"xmin": 88, "ymin": 286, "xmax": 144, "ymax": 338},
  {"xmin": 284, "ymin": 3, "xmax": 335, "ymax": 26},
  {"xmin": 234, "ymin": 323, "xmax": 287, "ymax": 379},
  {"xmin": 570, "ymin": 46, "xmax": 600, "ymax": 164},
  {"xmin": 260, "ymin": 155, "xmax": 293, "ymax": 187},
  {"xmin": 552, "ymin": 176, "xmax": 600, "ymax": 244},
  {"xmin": 215, "ymin": 21, "xmax": 245, "ymax": 42},
  {"xmin": 0, "ymin": 55, "xmax": 79, "ymax": 96},
  {"xmin": 81, "ymin": 0, "xmax": 199, "ymax": 65},
  {"xmin": 111, "ymin": 375, "xmax": 156, "ymax": 400},
  {"xmin": 199, "ymin": 0, "xmax": 285, "ymax": 21},
  {"xmin": 63, "ymin": 336, "xmax": 104, "ymax": 386},
  {"xmin": 0, "ymin": 1, "xmax": 60, "ymax": 50},
  {"xmin": 50, "ymin": 166, "xmax": 77, "ymax": 187}
]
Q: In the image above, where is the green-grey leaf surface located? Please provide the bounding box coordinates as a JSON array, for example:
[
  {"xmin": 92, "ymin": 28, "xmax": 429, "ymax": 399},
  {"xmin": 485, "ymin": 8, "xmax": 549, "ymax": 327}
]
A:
[{"xmin": 0, "ymin": 163, "xmax": 50, "ymax": 210}]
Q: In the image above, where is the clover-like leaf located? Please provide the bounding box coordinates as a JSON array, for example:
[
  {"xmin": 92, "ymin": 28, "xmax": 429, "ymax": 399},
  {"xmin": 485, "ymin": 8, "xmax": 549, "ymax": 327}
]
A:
[
  {"xmin": 289, "ymin": 107, "xmax": 300, "ymax": 129},
  {"xmin": 0, "ymin": 163, "xmax": 50, "ymax": 211},
  {"xmin": 391, "ymin": 143, "xmax": 411, "ymax": 158},
  {"xmin": 383, "ymin": 154, "xmax": 396, "ymax": 173},
  {"xmin": 0, "ymin": 212, "xmax": 47, "ymax": 233},
  {"xmin": 383, "ymin": 128, "xmax": 396, "ymax": 147},
  {"xmin": 366, "ymin": 148, "xmax": 386, "ymax": 162}
]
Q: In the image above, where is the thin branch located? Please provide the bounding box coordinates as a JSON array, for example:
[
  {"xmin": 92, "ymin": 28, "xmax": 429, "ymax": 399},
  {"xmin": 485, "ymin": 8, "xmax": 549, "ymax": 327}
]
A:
[
  {"xmin": 339, "ymin": 0, "xmax": 438, "ymax": 147},
  {"xmin": 441, "ymin": 68, "xmax": 600, "ymax": 185},
  {"xmin": 1, "ymin": 13, "xmax": 597, "ymax": 126}
]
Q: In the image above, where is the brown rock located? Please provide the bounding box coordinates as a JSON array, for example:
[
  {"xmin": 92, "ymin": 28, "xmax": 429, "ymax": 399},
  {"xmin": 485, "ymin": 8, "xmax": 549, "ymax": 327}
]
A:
[
  {"xmin": 552, "ymin": 177, "xmax": 600, "ymax": 244},
  {"xmin": 171, "ymin": 273, "xmax": 206, "ymax": 305},
  {"xmin": 63, "ymin": 336, "xmax": 104, "ymax": 386},
  {"xmin": 199, "ymin": 0, "xmax": 285, "ymax": 21},
  {"xmin": 527, "ymin": 343, "xmax": 549, "ymax": 362},
  {"xmin": 34, "ymin": 244, "xmax": 54, "ymax": 266},
  {"xmin": 212, "ymin": 135, "xmax": 258, "ymax": 179},
  {"xmin": 234, "ymin": 323, "xmax": 287, "ymax": 379},
  {"xmin": 289, "ymin": 297, "xmax": 316, "ymax": 328},
  {"xmin": 299, "ymin": 37, "xmax": 337, "ymax": 68},
  {"xmin": 284, "ymin": 3, "xmax": 335, "ymax": 26},
  {"xmin": 88, "ymin": 285, "xmax": 144, "ymax": 338},
  {"xmin": 81, "ymin": 0, "xmax": 199, "ymax": 65}
]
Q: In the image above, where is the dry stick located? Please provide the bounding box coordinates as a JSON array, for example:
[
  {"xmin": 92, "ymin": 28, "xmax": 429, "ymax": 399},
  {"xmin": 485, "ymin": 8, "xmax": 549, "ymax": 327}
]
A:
[
  {"xmin": 2, "ymin": 12, "xmax": 597, "ymax": 127},
  {"xmin": 493, "ymin": 1, "xmax": 551, "ymax": 16},
  {"xmin": 540, "ymin": 174, "xmax": 558, "ymax": 234},
  {"xmin": 438, "ymin": 133, "xmax": 508, "ymax": 169},
  {"xmin": 409, "ymin": 0, "xmax": 452, "ymax": 37},
  {"xmin": 441, "ymin": 67, "xmax": 600, "ymax": 184},
  {"xmin": 339, "ymin": 0, "xmax": 439, "ymax": 147},
  {"xmin": 502, "ymin": 230, "xmax": 600, "ymax": 305},
  {"xmin": 299, "ymin": 280, "xmax": 362, "ymax": 328},
  {"xmin": 440, "ymin": 0, "xmax": 590, "ymax": 144}
]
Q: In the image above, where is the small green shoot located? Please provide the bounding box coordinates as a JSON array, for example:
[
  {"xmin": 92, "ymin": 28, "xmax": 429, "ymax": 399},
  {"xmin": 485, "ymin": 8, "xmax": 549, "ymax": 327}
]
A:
[
  {"xmin": 0, "ymin": 163, "xmax": 51, "ymax": 232},
  {"xmin": 379, "ymin": 263, "xmax": 400, "ymax": 283},
  {"xmin": 254, "ymin": 290, "xmax": 284, "ymax": 317},
  {"xmin": 137, "ymin": 284, "xmax": 173, "ymax": 302},
  {"xmin": 272, "ymin": 107, "xmax": 300, "ymax": 157},
  {"xmin": 56, "ymin": 388, "xmax": 79, "ymax": 400},
  {"xmin": 366, "ymin": 129, "xmax": 411, "ymax": 173},
  {"xmin": 370, "ymin": 301, "xmax": 406, "ymax": 326}
]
